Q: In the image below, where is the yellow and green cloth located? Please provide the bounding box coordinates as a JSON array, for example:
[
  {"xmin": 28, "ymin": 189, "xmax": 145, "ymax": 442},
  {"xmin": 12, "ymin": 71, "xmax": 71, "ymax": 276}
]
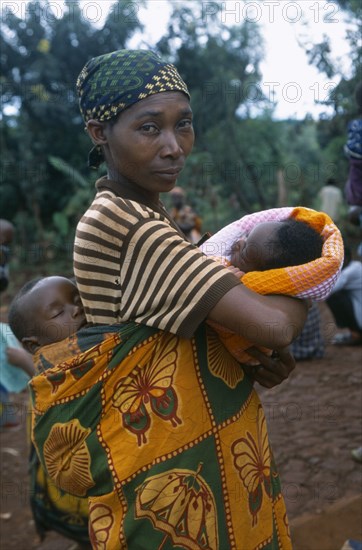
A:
[{"xmin": 30, "ymin": 322, "xmax": 292, "ymax": 549}]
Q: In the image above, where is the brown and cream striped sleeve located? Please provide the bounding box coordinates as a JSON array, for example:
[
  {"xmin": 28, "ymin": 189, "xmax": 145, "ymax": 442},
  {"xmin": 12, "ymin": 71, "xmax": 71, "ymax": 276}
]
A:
[{"xmin": 74, "ymin": 193, "xmax": 240, "ymax": 338}]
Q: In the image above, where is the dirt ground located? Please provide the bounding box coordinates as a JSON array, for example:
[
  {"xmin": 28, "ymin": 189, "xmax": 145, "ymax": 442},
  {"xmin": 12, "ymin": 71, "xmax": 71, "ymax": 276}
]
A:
[{"xmin": 0, "ymin": 303, "xmax": 361, "ymax": 550}]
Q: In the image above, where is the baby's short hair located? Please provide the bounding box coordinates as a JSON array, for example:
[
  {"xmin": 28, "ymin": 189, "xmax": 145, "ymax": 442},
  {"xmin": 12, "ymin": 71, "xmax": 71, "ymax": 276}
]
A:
[
  {"xmin": 263, "ymin": 219, "xmax": 323, "ymax": 270},
  {"xmin": 8, "ymin": 277, "xmax": 43, "ymax": 341}
]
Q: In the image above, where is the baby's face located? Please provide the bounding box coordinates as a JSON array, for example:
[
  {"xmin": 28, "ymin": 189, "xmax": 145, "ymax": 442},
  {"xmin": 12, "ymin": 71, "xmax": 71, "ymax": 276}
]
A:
[
  {"xmin": 24, "ymin": 277, "xmax": 86, "ymax": 346},
  {"xmin": 230, "ymin": 222, "xmax": 280, "ymax": 272}
]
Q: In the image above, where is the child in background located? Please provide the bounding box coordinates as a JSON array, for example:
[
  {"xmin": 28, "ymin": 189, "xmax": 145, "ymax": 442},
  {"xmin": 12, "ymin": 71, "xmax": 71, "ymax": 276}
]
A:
[
  {"xmin": 169, "ymin": 186, "xmax": 202, "ymax": 244},
  {"xmin": 0, "ymin": 218, "xmax": 19, "ymax": 429}
]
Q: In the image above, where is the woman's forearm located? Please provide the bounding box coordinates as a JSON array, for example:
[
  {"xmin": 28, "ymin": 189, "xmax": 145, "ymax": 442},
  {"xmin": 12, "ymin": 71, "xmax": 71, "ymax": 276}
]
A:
[{"xmin": 207, "ymin": 285, "xmax": 308, "ymax": 349}]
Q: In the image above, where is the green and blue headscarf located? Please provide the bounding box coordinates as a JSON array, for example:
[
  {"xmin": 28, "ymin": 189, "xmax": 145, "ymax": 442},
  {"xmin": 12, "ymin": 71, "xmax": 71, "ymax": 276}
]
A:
[{"xmin": 77, "ymin": 49, "xmax": 189, "ymax": 122}]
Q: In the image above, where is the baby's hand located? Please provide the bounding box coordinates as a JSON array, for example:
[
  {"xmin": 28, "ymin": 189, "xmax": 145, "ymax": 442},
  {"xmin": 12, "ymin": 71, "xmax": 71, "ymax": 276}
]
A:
[{"xmin": 226, "ymin": 265, "xmax": 245, "ymax": 279}]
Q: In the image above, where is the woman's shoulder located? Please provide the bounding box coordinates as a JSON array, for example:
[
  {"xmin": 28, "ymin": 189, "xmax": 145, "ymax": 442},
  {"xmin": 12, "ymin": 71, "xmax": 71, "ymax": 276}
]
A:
[{"xmin": 91, "ymin": 190, "xmax": 166, "ymax": 222}]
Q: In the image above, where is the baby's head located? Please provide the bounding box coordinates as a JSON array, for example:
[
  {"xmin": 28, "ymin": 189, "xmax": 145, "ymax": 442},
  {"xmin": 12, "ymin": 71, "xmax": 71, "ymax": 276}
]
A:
[
  {"xmin": 8, "ymin": 276, "xmax": 86, "ymax": 354},
  {"xmin": 231, "ymin": 218, "xmax": 323, "ymax": 273}
]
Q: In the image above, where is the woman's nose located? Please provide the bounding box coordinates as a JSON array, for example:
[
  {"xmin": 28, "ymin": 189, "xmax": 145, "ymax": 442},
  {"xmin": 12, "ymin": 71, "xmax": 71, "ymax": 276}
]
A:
[{"xmin": 160, "ymin": 131, "xmax": 182, "ymax": 158}]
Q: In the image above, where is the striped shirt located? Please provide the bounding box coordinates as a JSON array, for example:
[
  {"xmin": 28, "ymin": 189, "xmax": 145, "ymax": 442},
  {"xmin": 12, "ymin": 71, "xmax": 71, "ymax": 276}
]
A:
[{"xmin": 74, "ymin": 178, "xmax": 240, "ymax": 338}]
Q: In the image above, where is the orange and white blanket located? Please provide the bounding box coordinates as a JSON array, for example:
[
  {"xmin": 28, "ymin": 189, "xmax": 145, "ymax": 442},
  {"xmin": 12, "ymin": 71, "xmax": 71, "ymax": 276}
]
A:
[
  {"xmin": 200, "ymin": 207, "xmax": 344, "ymax": 362},
  {"xmin": 200, "ymin": 206, "xmax": 344, "ymax": 301}
]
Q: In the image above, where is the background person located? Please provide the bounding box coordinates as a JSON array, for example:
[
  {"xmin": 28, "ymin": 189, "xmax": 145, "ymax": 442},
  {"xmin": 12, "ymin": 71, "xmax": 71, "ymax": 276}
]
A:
[
  {"xmin": 317, "ymin": 178, "xmax": 344, "ymax": 224},
  {"xmin": 344, "ymin": 81, "xmax": 362, "ymax": 257},
  {"xmin": 169, "ymin": 186, "xmax": 202, "ymax": 243},
  {"xmin": 0, "ymin": 219, "xmax": 15, "ymax": 293},
  {"xmin": 326, "ymin": 246, "xmax": 362, "ymax": 346},
  {"xmin": 290, "ymin": 302, "xmax": 325, "ymax": 361},
  {"xmin": 0, "ymin": 218, "xmax": 19, "ymax": 429}
]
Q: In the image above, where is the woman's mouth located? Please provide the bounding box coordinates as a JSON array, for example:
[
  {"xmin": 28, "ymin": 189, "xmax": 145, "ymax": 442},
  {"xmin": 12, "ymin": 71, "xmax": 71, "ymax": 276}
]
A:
[{"xmin": 154, "ymin": 168, "xmax": 183, "ymax": 182}]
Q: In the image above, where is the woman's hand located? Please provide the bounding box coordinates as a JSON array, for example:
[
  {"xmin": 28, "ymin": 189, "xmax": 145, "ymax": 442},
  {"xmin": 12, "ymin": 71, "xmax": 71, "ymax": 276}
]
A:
[{"xmin": 243, "ymin": 346, "xmax": 296, "ymax": 388}]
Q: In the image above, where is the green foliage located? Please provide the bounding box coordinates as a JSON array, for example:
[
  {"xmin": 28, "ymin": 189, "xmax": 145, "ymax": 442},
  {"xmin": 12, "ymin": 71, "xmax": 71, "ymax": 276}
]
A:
[
  {"xmin": 48, "ymin": 155, "xmax": 89, "ymax": 188},
  {"xmin": 1, "ymin": 0, "xmax": 143, "ymax": 254},
  {"xmin": 155, "ymin": 1, "xmax": 278, "ymax": 228},
  {"xmin": 300, "ymin": 0, "xmax": 361, "ymax": 229},
  {"xmin": 1, "ymin": 0, "xmax": 359, "ymax": 266},
  {"xmin": 48, "ymin": 155, "xmax": 96, "ymax": 245}
]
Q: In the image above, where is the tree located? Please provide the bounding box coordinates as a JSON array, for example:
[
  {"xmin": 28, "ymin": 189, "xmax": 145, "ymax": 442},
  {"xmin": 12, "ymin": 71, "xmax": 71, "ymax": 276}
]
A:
[
  {"xmin": 155, "ymin": 1, "xmax": 288, "ymax": 229},
  {"xmin": 1, "ymin": 0, "xmax": 143, "ymax": 248},
  {"xmin": 2, "ymin": 0, "xmax": 350, "ymax": 250},
  {"xmin": 302, "ymin": 0, "xmax": 362, "ymax": 206}
]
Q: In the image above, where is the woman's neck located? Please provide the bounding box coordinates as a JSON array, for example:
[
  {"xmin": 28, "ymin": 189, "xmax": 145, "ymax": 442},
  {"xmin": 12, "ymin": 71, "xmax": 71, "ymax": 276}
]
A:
[
  {"xmin": 96, "ymin": 176, "xmax": 188, "ymax": 239},
  {"xmin": 106, "ymin": 171, "xmax": 160, "ymax": 205}
]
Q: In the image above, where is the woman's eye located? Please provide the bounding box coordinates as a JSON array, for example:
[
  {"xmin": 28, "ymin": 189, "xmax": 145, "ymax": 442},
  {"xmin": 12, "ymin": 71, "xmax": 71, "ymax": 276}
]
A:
[
  {"xmin": 178, "ymin": 119, "xmax": 193, "ymax": 129},
  {"xmin": 140, "ymin": 124, "xmax": 158, "ymax": 134}
]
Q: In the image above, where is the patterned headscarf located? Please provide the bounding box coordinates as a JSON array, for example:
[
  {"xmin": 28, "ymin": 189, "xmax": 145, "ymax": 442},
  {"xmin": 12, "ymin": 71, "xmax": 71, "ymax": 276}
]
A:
[{"xmin": 77, "ymin": 49, "xmax": 190, "ymax": 123}]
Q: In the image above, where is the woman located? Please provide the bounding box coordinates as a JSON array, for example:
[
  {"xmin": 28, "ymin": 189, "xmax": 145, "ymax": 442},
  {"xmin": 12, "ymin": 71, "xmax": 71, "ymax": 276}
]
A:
[{"xmin": 30, "ymin": 50, "xmax": 308, "ymax": 550}]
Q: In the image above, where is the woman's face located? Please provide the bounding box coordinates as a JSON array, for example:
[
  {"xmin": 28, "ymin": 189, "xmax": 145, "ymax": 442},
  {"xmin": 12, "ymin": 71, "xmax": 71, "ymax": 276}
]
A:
[{"xmin": 100, "ymin": 92, "xmax": 194, "ymax": 198}]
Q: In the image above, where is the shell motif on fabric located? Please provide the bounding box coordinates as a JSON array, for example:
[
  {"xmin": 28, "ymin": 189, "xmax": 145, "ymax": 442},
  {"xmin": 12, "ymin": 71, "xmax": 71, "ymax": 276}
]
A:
[
  {"xmin": 89, "ymin": 503, "xmax": 114, "ymax": 550},
  {"xmin": 43, "ymin": 419, "xmax": 95, "ymax": 496},
  {"xmin": 206, "ymin": 329, "xmax": 244, "ymax": 388}
]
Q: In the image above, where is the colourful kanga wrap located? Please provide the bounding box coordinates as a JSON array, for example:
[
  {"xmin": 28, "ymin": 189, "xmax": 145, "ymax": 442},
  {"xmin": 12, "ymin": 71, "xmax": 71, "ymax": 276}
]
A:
[
  {"xmin": 29, "ymin": 443, "xmax": 90, "ymax": 544},
  {"xmin": 77, "ymin": 49, "xmax": 190, "ymax": 123},
  {"xmin": 200, "ymin": 206, "xmax": 344, "ymax": 363},
  {"xmin": 30, "ymin": 322, "xmax": 292, "ymax": 550}
]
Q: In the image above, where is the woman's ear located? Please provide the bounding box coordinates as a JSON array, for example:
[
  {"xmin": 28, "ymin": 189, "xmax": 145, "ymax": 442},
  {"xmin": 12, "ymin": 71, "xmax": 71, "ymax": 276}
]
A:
[
  {"xmin": 21, "ymin": 336, "xmax": 40, "ymax": 355},
  {"xmin": 86, "ymin": 119, "xmax": 107, "ymax": 145}
]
